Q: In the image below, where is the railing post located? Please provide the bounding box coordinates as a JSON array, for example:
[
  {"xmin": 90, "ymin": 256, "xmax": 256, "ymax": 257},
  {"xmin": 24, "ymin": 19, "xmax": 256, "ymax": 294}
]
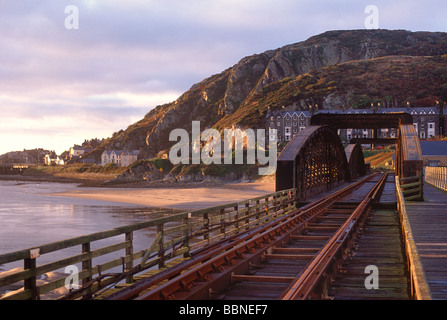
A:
[
  {"xmin": 264, "ymin": 196, "xmax": 269, "ymax": 219},
  {"xmin": 234, "ymin": 205, "xmax": 239, "ymax": 231},
  {"xmin": 245, "ymin": 202, "xmax": 250, "ymax": 230},
  {"xmin": 125, "ymin": 231, "xmax": 134, "ymax": 284},
  {"xmin": 219, "ymin": 209, "xmax": 226, "ymax": 236},
  {"xmin": 183, "ymin": 214, "xmax": 191, "ymax": 258},
  {"xmin": 82, "ymin": 242, "xmax": 92, "ymax": 300},
  {"xmin": 157, "ymin": 224, "xmax": 165, "ymax": 269},
  {"xmin": 203, "ymin": 212, "xmax": 210, "ymax": 245},
  {"xmin": 24, "ymin": 249, "xmax": 39, "ymax": 300}
]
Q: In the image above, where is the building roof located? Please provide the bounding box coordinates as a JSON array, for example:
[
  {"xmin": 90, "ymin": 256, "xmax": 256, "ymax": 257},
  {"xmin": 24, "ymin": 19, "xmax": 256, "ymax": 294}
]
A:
[
  {"xmin": 266, "ymin": 105, "xmax": 446, "ymax": 118},
  {"xmin": 102, "ymin": 150, "xmax": 140, "ymax": 156},
  {"xmin": 420, "ymin": 141, "xmax": 447, "ymax": 156}
]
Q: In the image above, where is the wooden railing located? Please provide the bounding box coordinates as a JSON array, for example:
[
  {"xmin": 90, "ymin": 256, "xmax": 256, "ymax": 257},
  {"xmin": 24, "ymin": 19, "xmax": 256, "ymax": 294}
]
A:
[
  {"xmin": 399, "ymin": 173, "xmax": 423, "ymax": 201},
  {"xmin": 395, "ymin": 177, "xmax": 431, "ymax": 300},
  {"xmin": 425, "ymin": 166, "xmax": 447, "ymax": 192},
  {"xmin": 0, "ymin": 188, "xmax": 297, "ymax": 300}
]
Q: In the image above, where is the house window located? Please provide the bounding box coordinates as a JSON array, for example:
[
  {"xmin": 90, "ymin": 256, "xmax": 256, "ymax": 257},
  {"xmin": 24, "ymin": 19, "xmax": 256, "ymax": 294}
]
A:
[
  {"xmin": 293, "ymin": 122, "xmax": 297, "ymax": 126},
  {"xmin": 277, "ymin": 121, "xmax": 281, "ymax": 126}
]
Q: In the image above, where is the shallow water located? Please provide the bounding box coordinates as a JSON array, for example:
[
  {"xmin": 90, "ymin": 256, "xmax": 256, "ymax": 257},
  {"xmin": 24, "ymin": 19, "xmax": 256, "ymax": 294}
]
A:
[{"xmin": 0, "ymin": 180, "xmax": 177, "ymax": 271}]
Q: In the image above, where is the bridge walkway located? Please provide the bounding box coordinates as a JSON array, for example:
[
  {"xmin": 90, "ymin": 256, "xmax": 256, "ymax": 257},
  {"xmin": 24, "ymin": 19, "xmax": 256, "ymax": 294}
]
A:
[{"xmin": 404, "ymin": 182, "xmax": 447, "ymax": 300}]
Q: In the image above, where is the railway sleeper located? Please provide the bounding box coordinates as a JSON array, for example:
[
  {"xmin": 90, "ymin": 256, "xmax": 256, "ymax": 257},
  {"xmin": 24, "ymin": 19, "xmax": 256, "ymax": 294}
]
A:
[{"xmin": 115, "ymin": 174, "xmax": 385, "ymax": 300}]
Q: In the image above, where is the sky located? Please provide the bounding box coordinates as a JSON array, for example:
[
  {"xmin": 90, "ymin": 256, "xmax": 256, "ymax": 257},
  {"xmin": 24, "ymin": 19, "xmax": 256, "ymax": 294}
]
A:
[{"xmin": 0, "ymin": 0, "xmax": 446, "ymax": 155}]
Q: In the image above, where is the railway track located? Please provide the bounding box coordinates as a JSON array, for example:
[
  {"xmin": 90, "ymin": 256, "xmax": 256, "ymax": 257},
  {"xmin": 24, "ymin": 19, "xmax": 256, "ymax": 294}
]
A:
[{"xmin": 103, "ymin": 172, "xmax": 408, "ymax": 300}]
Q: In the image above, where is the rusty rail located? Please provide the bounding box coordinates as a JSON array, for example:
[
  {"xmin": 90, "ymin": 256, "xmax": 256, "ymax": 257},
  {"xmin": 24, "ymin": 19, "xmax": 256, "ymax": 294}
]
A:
[
  {"xmin": 0, "ymin": 188, "xmax": 297, "ymax": 300},
  {"xmin": 106, "ymin": 173, "xmax": 379, "ymax": 300},
  {"xmin": 281, "ymin": 173, "xmax": 388, "ymax": 300}
]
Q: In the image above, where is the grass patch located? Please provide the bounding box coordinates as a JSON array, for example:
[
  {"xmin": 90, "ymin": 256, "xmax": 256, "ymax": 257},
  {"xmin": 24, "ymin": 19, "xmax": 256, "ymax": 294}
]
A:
[{"xmin": 26, "ymin": 164, "xmax": 127, "ymax": 175}]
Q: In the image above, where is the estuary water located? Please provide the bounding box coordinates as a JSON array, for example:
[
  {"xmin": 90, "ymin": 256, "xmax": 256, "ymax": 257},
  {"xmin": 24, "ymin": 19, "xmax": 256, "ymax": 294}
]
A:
[{"xmin": 0, "ymin": 180, "xmax": 177, "ymax": 271}]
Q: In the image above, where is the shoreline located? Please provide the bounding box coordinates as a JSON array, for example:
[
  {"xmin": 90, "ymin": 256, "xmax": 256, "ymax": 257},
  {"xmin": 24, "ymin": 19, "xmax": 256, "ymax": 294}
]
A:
[
  {"xmin": 1, "ymin": 173, "xmax": 276, "ymax": 211},
  {"xmin": 0, "ymin": 173, "xmax": 275, "ymax": 189},
  {"xmin": 0, "ymin": 173, "xmax": 110, "ymax": 187},
  {"xmin": 48, "ymin": 184, "xmax": 275, "ymax": 210}
]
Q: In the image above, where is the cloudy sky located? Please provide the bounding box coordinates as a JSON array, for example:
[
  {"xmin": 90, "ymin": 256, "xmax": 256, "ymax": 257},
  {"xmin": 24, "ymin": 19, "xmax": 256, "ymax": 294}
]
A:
[{"xmin": 0, "ymin": 0, "xmax": 446, "ymax": 155}]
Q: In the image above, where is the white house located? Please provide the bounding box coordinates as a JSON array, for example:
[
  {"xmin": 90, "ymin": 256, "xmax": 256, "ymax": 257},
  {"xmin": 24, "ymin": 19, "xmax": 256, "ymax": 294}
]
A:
[
  {"xmin": 101, "ymin": 150, "xmax": 140, "ymax": 167},
  {"xmin": 44, "ymin": 154, "xmax": 65, "ymax": 166},
  {"xmin": 69, "ymin": 146, "xmax": 85, "ymax": 158}
]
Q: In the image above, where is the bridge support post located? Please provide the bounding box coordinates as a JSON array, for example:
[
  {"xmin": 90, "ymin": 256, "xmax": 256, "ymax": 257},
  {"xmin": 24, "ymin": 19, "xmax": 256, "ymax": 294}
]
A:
[
  {"xmin": 125, "ymin": 232, "xmax": 134, "ymax": 284},
  {"xmin": 24, "ymin": 255, "xmax": 39, "ymax": 300}
]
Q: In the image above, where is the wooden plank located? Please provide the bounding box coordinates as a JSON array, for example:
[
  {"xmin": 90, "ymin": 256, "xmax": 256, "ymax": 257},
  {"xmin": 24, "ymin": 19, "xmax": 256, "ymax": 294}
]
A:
[
  {"xmin": 231, "ymin": 274, "xmax": 295, "ymax": 283},
  {"xmin": 291, "ymin": 235, "xmax": 331, "ymax": 240},
  {"xmin": 264, "ymin": 254, "xmax": 314, "ymax": 260},
  {"xmin": 396, "ymin": 178, "xmax": 433, "ymax": 300},
  {"xmin": 273, "ymin": 248, "xmax": 319, "ymax": 254}
]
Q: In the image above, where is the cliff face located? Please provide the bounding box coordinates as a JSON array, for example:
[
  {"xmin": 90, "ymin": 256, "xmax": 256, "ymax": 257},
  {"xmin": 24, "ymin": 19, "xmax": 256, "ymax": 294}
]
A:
[{"xmin": 96, "ymin": 29, "xmax": 447, "ymax": 159}]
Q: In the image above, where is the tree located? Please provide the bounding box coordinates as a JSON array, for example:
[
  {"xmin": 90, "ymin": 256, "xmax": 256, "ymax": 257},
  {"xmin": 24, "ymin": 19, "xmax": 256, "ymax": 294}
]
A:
[{"xmin": 440, "ymin": 83, "xmax": 447, "ymax": 103}]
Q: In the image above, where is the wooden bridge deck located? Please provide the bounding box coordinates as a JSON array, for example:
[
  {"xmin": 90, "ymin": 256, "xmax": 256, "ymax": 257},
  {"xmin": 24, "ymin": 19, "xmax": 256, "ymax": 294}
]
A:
[{"xmin": 405, "ymin": 182, "xmax": 447, "ymax": 300}]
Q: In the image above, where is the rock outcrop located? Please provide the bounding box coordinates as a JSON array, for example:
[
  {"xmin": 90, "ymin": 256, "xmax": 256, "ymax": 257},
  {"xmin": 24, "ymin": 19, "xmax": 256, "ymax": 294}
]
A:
[{"xmin": 91, "ymin": 29, "xmax": 447, "ymax": 159}]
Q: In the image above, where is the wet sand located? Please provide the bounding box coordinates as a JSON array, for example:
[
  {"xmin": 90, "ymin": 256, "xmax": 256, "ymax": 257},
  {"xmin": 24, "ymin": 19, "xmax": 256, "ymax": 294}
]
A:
[{"xmin": 47, "ymin": 181, "xmax": 276, "ymax": 211}]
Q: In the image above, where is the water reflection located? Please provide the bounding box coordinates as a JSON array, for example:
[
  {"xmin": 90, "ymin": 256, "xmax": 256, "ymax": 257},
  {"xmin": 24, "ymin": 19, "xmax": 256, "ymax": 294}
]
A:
[{"xmin": 0, "ymin": 180, "xmax": 180, "ymax": 271}]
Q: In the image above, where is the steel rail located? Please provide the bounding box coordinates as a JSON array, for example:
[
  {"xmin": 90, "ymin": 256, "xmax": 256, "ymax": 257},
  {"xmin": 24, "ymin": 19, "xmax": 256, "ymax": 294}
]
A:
[
  {"xmin": 105, "ymin": 173, "xmax": 377, "ymax": 300},
  {"xmin": 281, "ymin": 173, "xmax": 388, "ymax": 300}
]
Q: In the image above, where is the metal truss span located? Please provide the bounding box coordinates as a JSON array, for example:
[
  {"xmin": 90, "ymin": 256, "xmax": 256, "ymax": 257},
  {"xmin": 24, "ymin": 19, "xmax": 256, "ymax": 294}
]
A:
[
  {"xmin": 345, "ymin": 143, "xmax": 366, "ymax": 180},
  {"xmin": 276, "ymin": 125, "xmax": 349, "ymax": 199}
]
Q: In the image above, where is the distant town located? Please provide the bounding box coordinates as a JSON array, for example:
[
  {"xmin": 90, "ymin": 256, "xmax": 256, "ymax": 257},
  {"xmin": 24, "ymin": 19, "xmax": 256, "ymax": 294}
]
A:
[
  {"xmin": 0, "ymin": 144, "xmax": 139, "ymax": 168},
  {"xmin": 1, "ymin": 104, "xmax": 446, "ymax": 170}
]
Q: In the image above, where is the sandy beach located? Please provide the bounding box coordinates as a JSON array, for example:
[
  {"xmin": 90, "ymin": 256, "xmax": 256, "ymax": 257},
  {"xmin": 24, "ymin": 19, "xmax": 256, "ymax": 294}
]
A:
[
  {"xmin": 47, "ymin": 181, "xmax": 276, "ymax": 211},
  {"xmin": 1, "ymin": 171, "xmax": 277, "ymax": 210}
]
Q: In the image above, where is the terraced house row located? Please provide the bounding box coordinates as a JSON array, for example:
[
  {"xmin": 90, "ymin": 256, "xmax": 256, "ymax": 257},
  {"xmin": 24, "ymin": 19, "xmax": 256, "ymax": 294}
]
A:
[
  {"xmin": 101, "ymin": 150, "xmax": 140, "ymax": 167},
  {"xmin": 266, "ymin": 105, "xmax": 447, "ymax": 143}
]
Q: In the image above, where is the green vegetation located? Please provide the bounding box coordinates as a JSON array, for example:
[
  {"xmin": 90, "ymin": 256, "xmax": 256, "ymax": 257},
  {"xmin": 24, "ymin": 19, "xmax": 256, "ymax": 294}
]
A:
[
  {"xmin": 219, "ymin": 54, "xmax": 447, "ymax": 129},
  {"xmin": 26, "ymin": 163, "xmax": 127, "ymax": 175},
  {"xmin": 80, "ymin": 30, "xmax": 447, "ymax": 160},
  {"xmin": 129, "ymin": 158, "xmax": 173, "ymax": 172},
  {"xmin": 169, "ymin": 162, "xmax": 259, "ymax": 178},
  {"xmin": 363, "ymin": 146, "xmax": 395, "ymax": 169}
]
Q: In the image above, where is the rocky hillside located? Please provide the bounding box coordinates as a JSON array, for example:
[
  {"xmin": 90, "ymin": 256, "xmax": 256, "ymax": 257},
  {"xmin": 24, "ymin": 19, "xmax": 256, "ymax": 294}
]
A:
[{"xmin": 92, "ymin": 29, "xmax": 447, "ymax": 159}]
